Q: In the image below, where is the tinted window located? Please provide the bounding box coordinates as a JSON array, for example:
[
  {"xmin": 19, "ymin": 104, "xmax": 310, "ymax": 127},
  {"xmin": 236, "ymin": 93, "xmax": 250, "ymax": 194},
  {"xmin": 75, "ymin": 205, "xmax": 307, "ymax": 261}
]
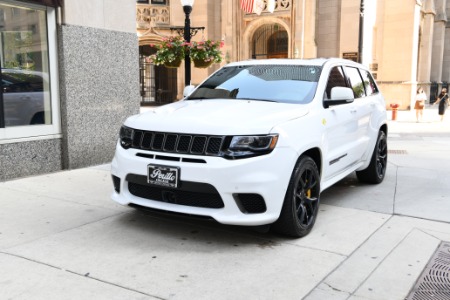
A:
[
  {"xmin": 0, "ymin": 4, "xmax": 51, "ymax": 128},
  {"xmin": 324, "ymin": 66, "xmax": 347, "ymax": 99},
  {"xmin": 345, "ymin": 67, "xmax": 365, "ymax": 98},
  {"xmin": 360, "ymin": 69, "xmax": 378, "ymax": 96}
]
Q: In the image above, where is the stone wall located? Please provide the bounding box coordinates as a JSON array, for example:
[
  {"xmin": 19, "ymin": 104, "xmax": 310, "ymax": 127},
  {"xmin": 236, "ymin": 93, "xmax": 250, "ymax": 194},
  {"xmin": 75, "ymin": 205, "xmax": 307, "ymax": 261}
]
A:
[
  {"xmin": 58, "ymin": 25, "xmax": 140, "ymax": 169},
  {"xmin": 0, "ymin": 139, "xmax": 62, "ymax": 181}
]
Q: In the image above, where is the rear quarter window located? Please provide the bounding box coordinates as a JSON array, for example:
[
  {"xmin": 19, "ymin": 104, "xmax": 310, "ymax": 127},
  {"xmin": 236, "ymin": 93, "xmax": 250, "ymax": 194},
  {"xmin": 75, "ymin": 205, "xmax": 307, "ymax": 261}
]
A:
[
  {"xmin": 360, "ymin": 69, "xmax": 379, "ymax": 96},
  {"xmin": 344, "ymin": 66, "xmax": 365, "ymax": 98}
]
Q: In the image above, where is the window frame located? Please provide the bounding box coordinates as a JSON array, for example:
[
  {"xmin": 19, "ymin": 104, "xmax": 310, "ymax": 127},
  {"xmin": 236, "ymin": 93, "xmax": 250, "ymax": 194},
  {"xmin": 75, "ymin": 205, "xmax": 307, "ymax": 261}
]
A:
[
  {"xmin": 324, "ymin": 65, "xmax": 348, "ymax": 100},
  {"xmin": 0, "ymin": 1, "xmax": 61, "ymax": 143},
  {"xmin": 343, "ymin": 66, "xmax": 366, "ymax": 99},
  {"xmin": 360, "ymin": 69, "xmax": 379, "ymax": 96}
]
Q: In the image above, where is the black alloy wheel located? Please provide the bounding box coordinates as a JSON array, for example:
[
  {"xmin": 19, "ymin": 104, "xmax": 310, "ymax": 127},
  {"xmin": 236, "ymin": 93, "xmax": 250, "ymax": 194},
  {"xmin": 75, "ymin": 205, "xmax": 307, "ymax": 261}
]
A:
[
  {"xmin": 273, "ymin": 156, "xmax": 321, "ymax": 238},
  {"xmin": 356, "ymin": 131, "xmax": 388, "ymax": 184}
]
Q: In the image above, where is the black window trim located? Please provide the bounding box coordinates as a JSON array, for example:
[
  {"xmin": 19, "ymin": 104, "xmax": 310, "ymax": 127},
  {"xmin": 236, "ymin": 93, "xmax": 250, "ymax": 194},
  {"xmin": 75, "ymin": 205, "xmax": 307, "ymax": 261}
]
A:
[{"xmin": 342, "ymin": 65, "xmax": 366, "ymax": 99}]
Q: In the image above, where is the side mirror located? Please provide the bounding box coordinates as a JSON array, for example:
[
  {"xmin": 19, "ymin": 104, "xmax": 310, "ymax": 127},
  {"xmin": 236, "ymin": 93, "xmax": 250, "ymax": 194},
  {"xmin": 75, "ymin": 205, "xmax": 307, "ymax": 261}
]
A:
[
  {"xmin": 324, "ymin": 87, "xmax": 355, "ymax": 107},
  {"xmin": 183, "ymin": 85, "xmax": 196, "ymax": 98}
]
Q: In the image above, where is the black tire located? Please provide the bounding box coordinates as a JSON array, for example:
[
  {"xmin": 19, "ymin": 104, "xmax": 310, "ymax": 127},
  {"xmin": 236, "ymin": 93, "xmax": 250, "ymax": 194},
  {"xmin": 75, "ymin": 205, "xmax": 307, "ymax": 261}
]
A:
[
  {"xmin": 356, "ymin": 130, "xmax": 387, "ymax": 184},
  {"xmin": 272, "ymin": 156, "xmax": 321, "ymax": 238}
]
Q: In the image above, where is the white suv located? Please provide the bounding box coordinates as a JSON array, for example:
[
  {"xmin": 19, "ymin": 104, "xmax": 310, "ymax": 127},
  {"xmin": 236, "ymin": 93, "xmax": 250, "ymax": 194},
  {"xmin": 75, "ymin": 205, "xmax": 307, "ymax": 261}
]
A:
[{"xmin": 111, "ymin": 58, "xmax": 388, "ymax": 237}]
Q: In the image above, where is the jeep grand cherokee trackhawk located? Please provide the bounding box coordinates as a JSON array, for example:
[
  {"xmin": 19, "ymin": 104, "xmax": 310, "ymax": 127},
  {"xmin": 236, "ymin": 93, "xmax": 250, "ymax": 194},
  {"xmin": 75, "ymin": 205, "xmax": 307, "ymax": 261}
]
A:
[{"xmin": 111, "ymin": 58, "xmax": 388, "ymax": 237}]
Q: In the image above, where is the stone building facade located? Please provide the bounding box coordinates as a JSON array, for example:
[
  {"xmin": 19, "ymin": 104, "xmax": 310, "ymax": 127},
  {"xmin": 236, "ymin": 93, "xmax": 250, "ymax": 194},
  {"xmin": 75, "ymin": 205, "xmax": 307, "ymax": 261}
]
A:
[
  {"xmin": 0, "ymin": 0, "xmax": 140, "ymax": 181},
  {"xmin": 137, "ymin": 0, "xmax": 450, "ymax": 109}
]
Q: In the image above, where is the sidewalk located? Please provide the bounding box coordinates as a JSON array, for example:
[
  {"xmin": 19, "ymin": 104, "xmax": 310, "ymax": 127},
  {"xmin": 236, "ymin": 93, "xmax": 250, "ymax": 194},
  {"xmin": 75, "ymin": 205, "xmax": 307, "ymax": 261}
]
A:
[{"xmin": 0, "ymin": 108, "xmax": 450, "ymax": 299}]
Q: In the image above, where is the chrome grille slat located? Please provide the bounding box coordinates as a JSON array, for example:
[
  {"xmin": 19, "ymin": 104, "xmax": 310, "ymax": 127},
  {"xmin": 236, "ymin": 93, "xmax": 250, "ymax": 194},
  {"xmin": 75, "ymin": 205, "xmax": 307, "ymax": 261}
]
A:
[{"xmin": 130, "ymin": 131, "xmax": 224, "ymax": 156}]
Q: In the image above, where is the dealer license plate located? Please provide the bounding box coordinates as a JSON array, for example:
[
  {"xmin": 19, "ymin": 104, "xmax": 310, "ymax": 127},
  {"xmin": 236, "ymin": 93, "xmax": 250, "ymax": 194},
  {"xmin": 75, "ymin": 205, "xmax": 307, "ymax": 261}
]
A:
[{"xmin": 147, "ymin": 164, "xmax": 179, "ymax": 188}]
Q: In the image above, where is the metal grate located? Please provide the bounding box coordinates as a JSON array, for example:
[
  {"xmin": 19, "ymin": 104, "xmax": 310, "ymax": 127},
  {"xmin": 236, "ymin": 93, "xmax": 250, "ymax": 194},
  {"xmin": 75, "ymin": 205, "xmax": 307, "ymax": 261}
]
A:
[
  {"xmin": 129, "ymin": 130, "xmax": 225, "ymax": 156},
  {"xmin": 406, "ymin": 242, "xmax": 450, "ymax": 300},
  {"xmin": 388, "ymin": 149, "xmax": 407, "ymax": 155}
]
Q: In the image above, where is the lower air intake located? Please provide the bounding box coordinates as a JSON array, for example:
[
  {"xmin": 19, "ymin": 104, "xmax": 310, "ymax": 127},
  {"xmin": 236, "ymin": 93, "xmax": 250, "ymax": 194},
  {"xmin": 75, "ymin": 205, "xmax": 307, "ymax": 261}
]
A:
[{"xmin": 235, "ymin": 193, "xmax": 267, "ymax": 214}]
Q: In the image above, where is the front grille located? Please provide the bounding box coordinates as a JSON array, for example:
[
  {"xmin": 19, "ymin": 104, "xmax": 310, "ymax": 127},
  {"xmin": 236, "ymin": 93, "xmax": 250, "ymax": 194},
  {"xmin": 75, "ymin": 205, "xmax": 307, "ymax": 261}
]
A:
[
  {"xmin": 129, "ymin": 130, "xmax": 226, "ymax": 156},
  {"xmin": 126, "ymin": 174, "xmax": 224, "ymax": 209},
  {"xmin": 234, "ymin": 193, "xmax": 267, "ymax": 214}
]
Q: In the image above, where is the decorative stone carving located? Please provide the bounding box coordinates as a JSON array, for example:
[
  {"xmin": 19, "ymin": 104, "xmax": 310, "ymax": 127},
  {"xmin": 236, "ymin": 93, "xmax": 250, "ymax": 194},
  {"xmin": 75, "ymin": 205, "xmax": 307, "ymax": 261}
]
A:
[{"xmin": 137, "ymin": 5, "xmax": 170, "ymax": 29}]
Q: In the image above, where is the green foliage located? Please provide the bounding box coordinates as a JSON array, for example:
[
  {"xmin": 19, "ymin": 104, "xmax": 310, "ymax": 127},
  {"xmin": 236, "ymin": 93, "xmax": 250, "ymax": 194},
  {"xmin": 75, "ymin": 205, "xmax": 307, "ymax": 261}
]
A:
[
  {"xmin": 147, "ymin": 36, "xmax": 187, "ymax": 65},
  {"xmin": 189, "ymin": 40, "xmax": 224, "ymax": 64},
  {"xmin": 146, "ymin": 37, "xmax": 224, "ymax": 67}
]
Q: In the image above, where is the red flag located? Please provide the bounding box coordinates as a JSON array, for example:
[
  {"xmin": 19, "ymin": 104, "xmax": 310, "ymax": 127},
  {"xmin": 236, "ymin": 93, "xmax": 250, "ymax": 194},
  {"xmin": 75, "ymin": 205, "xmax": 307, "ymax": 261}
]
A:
[{"xmin": 240, "ymin": 0, "xmax": 254, "ymax": 13}]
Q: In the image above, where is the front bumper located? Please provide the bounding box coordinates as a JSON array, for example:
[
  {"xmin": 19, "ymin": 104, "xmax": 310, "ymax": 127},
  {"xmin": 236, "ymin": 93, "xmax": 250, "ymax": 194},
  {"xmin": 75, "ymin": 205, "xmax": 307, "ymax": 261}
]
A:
[{"xmin": 111, "ymin": 142, "xmax": 298, "ymax": 226}]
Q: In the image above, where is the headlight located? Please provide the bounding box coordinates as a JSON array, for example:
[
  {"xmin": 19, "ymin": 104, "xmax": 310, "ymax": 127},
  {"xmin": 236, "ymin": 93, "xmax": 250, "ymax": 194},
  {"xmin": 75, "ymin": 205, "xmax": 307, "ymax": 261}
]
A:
[
  {"xmin": 224, "ymin": 135, "xmax": 278, "ymax": 159},
  {"xmin": 119, "ymin": 125, "xmax": 134, "ymax": 149}
]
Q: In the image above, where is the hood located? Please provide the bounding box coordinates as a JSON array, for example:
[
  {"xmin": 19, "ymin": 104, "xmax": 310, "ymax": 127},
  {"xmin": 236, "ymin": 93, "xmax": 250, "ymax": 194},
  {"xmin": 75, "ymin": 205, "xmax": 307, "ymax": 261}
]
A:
[{"xmin": 126, "ymin": 99, "xmax": 309, "ymax": 135}]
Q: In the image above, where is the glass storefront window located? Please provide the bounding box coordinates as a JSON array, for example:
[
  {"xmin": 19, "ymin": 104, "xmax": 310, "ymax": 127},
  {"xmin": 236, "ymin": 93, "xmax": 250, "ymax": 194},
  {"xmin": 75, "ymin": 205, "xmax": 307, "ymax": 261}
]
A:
[
  {"xmin": 0, "ymin": 1, "xmax": 59, "ymax": 141},
  {"xmin": 0, "ymin": 3, "xmax": 51, "ymax": 127}
]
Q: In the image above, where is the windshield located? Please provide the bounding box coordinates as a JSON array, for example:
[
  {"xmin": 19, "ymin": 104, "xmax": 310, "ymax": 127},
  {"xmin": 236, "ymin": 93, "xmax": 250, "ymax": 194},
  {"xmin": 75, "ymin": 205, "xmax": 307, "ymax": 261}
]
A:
[{"xmin": 187, "ymin": 65, "xmax": 321, "ymax": 104}]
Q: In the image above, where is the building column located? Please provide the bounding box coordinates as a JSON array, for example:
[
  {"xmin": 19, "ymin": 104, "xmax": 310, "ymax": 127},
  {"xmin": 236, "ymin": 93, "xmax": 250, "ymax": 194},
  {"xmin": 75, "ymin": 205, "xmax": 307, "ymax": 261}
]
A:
[
  {"xmin": 442, "ymin": 0, "xmax": 450, "ymax": 82},
  {"xmin": 430, "ymin": 0, "xmax": 447, "ymax": 82},
  {"xmin": 299, "ymin": 0, "xmax": 317, "ymax": 58},
  {"xmin": 375, "ymin": 0, "xmax": 422, "ymax": 110},
  {"xmin": 417, "ymin": 0, "xmax": 436, "ymax": 101}
]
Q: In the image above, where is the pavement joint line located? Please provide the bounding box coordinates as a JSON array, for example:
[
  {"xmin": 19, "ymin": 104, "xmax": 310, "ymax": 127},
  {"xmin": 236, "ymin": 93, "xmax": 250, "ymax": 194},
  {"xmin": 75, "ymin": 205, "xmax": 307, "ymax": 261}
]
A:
[
  {"xmin": 392, "ymin": 213, "xmax": 450, "ymax": 226},
  {"xmin": 0, "ymin": 250, "xmax": 64, "ymax": 271},
  {"xmin": 303, "ymin": 214, "xmax": 394, "ymax": 299},
  {"xmin": 0, "ymin": 251, "xmax": 162, "ymax": 300},
  {"xmin": 344, "ymin": 227, "xmax": 427, "ymax": 298},
  {"xmin": 63, "ymin": 269, "xmax": 164, "ymax": 300},
  {"xmin": 392, "ymin": 164, "xmax": 399, "ymax": 215},
  {"xmin": 417, "ymin": 228, "xmax": 450, "ymax": 241}
]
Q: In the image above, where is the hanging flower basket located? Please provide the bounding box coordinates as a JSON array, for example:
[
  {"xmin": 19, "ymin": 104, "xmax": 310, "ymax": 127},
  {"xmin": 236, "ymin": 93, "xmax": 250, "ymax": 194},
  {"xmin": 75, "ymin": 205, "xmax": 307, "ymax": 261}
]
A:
[
  {"xmin": 193, "ymin": 58, "xmax": 214, "ymax": 68},
  {"xmin": 148, "ymin": 36, "xmax": 187, "ymax": 68},
  {"xmin": 164, "ymin": 57, "xmax": 182, "ymax": 68},
  {"xmin": 189, "ymin": 40, "xmax": 224, "ymax": 69}
]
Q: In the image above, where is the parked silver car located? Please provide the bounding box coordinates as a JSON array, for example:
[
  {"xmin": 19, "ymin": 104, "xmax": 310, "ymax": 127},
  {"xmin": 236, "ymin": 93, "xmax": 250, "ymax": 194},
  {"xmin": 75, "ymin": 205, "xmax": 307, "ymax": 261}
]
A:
[{"xmin": 1, "ymin": 68, "xmax": 47, "ymax": 126}]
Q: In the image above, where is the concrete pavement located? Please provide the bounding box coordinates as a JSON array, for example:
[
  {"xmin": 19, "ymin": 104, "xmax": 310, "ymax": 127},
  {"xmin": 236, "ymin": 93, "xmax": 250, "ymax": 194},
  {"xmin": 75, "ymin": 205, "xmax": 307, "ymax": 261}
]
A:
[{"xmin": 1, "ymin": 107, "xmax": 450, "ymax": 299}]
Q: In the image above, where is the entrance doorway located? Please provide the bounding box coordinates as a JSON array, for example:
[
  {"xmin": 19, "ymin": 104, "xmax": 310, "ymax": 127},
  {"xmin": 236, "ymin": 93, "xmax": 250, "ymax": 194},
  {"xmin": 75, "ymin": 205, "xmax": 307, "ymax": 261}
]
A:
[
  {"xmin": 139, "ymin": 45, "xmax": 178, "ymax": 105},
  {"xmin": 252, "ymin": 24, "xmax": 288, "ymax": 59}
]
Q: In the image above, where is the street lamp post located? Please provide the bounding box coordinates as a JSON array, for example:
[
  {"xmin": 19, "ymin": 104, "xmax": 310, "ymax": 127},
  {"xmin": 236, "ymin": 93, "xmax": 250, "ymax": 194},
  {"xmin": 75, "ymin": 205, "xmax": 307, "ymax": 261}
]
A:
[
  {"xmin": 170, "ymin": 0, "xmax": 204, "ymax": 86},
  {"xmin": 181, "ymin": 0, "xmax": 194, "ymax": 86}
]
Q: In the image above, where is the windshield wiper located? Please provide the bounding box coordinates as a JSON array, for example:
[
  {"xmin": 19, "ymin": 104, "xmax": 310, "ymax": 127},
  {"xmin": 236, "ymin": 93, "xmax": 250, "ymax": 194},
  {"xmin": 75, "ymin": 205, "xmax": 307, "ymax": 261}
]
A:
[{"xmin": 236, "ymin": 98, "xmax": 277, "ymax": 102}]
